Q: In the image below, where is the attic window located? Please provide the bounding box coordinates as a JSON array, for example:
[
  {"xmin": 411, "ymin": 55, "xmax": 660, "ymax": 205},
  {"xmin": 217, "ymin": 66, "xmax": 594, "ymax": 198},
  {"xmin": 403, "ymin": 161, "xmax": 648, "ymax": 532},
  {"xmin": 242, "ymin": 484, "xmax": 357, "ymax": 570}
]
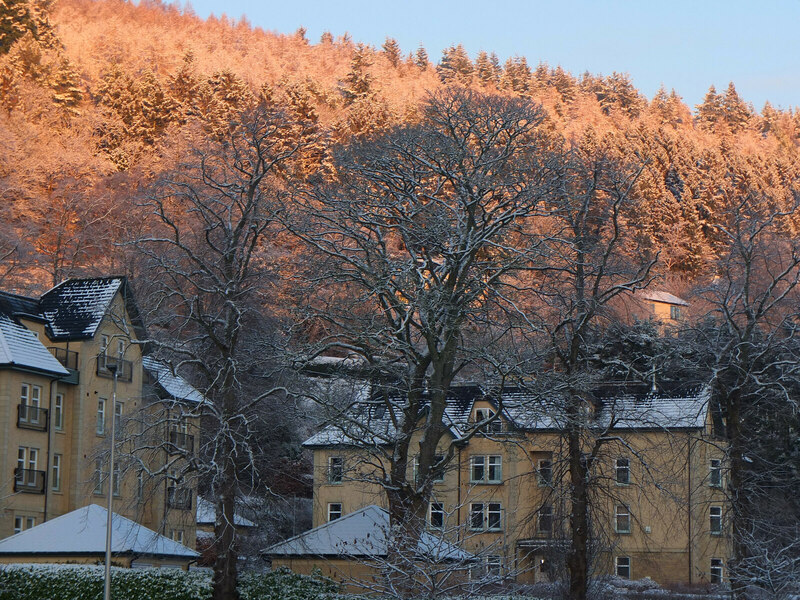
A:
[{"xmin": 474, "ymin": 408, "xmax": 502, "ymax": 432}]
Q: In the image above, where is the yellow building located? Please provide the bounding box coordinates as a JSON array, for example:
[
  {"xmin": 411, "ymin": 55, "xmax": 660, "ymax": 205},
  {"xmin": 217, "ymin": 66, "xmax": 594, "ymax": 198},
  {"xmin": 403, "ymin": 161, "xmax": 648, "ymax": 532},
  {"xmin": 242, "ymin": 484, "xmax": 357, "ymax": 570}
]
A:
[
  {"xmin": 300, "ymin": 385, "xmax": 728, "ymax": 588},
  {"xmin": 0, "ymin": 277, "xmax": 200, "ymax": 554}
]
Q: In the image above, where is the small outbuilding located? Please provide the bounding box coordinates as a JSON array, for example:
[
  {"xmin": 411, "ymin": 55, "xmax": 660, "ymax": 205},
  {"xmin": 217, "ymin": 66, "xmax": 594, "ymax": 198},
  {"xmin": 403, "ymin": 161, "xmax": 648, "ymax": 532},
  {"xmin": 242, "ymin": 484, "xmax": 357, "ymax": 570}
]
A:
[
  {"xmin": 0, "ymin": 504, "xmax": 199, "ymax": 569},
  {"xmin": 265, "ymin": 505, "xmax": 474, "ymax": 592}
]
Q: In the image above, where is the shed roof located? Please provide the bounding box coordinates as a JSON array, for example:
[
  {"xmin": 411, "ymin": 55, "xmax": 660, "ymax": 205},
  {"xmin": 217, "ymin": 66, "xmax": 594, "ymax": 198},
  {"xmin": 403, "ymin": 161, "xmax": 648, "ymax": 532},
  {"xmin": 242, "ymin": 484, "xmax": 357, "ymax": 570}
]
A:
[
  {"xmin": 0, "ymin": 504, "xmax": 199, "ymax": 559},
  {"xmin": 265, "ymin": 505, "xmax": 472, "ymax": 562}
]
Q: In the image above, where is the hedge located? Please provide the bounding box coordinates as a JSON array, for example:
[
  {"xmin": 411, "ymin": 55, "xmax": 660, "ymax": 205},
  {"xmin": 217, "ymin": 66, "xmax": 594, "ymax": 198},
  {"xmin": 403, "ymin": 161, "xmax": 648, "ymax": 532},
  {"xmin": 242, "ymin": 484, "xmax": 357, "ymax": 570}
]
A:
[{"xmin": 0, "ymin": 564, "xmax": 340, "ymax": 600}]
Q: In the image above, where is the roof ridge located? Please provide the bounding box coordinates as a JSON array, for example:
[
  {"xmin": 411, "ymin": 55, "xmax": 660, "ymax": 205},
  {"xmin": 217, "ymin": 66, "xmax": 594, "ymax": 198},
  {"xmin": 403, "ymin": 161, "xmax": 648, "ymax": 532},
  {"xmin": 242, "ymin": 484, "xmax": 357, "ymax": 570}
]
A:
[{"xmin": 267, "ymin": 505, "xmax": 384, "ymax": 552}]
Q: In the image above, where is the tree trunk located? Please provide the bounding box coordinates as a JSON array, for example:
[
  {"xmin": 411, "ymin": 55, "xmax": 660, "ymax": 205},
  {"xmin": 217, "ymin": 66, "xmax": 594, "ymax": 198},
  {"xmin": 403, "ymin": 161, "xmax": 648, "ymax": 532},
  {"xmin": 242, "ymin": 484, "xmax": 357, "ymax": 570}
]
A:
[
  {"xmin": 726, "ymin": 389, "xmax": 750, "ymax": 600},
  {"xmin": 212, "ymin": 459, "xmax": 239, "ymax": 600},
  {"xmin": 566, "ymin": 405, "xmax": 589, "ymax": 600}
]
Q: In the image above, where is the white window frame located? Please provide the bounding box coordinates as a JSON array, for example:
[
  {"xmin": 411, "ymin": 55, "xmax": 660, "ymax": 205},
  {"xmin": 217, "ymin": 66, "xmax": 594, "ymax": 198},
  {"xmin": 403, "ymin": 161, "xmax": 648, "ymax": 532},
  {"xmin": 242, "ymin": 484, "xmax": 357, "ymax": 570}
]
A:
[
  {"xmin": 537, "ymin": 458, "xmax": 552, "ymax": 486},
  {"xmin": 469, "ymin": 502, "xmax": 485, "ymax": 531},
  {"xmin": 710, "ymin": 506, "xmax": 722, "ymax": 535},
  {"xmin": 114, "ymin": 401, "xmax": 123, "ymax": 437},
  {"xmin": 137, "ymin": 470, "xmax": 145, "ymax": 501},
  {"xmin": 486, "ymin": 555, "xmax": 502, "ymax": 577},
  {"xmin": 615, "ymin": 457, "xmax": 630, "ymax": 485},
  {"xmin": 487, "ymin": 455, "xmax": 502, "ymax": 483},
  {"xmin": 97, "ymin": 398, "xmax": 106, "ymax": 435},
  {"xmin": 13, "ymin": 516, "xmax": 22, "ymax": 535},
  {"xmin": 99, "ymin": 335, "xmax": 109, "ymax": 367},
  {"xmin": 469, "ymin": 502, "xmax": 502, "ymax": 531},
  {"xmin": 616, "ymin": 556, "xmax": 631, "ymax": 578},
  {"xmin": 112, "ymin": 460, "xmax": 121, "ymax": 496},
  {"xmin": 615, "ymin": 504, "xmax": 631, "ymax": 534},
  {"xmin": 53, "ymin": 394, "xmax": 64, "ymax": 430},
  {"xmin": 538, "ymin": 504, "xmax": 553, "ymax": 534},
  {"xmin": 327, "ymin": 502, "xmax": 342, "ymax": 522},
  {"xmin": 170, "ymin": 529, "xmax": 185, "ymax": 544},
  {"xmin": 429, "ymin": 501, "xmax": 444, "ymax": 529},
  {"xmin": 328, "ymin": 456, "xmax": 343, "ymax": 484},
  {"xmin": 25, "ymin": 517, "xmax": 35, "ymax": 530},
  {"xmin": 710, "ymin": 558, "xmax": 723, "ymax": 583},
  {"xmin": 470, "ymin": 455, "xmax": 485, "ymax": 483},
  {"xmin": 94, "ymin": 458, "xmax": 104, "ymax": 494},
  {"xmin": 414, "ymin": 455, "xmax": 446, "ymax": 484},
  {"xmin": 51, "ymin": 454, "xmax": 62, "ymax": 491},
  {"xmin": 709, "ymin": 459, "xmax": 722, "ymax": 487},
  {"xmin": 470, "ymin": 455, "xmax": 502, "ymax": 484}
]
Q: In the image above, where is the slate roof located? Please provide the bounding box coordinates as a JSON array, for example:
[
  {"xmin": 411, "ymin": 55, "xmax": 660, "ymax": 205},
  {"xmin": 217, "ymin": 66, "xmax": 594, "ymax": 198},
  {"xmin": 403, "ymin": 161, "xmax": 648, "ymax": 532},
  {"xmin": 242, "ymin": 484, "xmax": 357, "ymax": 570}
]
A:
[
  {"xmin": 303, "ymin": 384, "xmax": 710, "ymax": 448},
  {"xmin": 39, "ymin": 277, "xmax": 125, "ymax": 340},
  {"xmin": 196, "ymin": 497, "xmax": 255, "ymax": 527},
  {"xmin": 142, "ymin": 356, "xmax": 204, "ymax": 404},
  {"xmin": 0, "ymin": 293, "xmax": 69, "ymax": 376},
  {"xmin": 265, "ymin": 505, "xmax": 472, "ymax": 562},
  {"xmin": 0, "ymin": 504, "xmax": 199, "ymax": 559}
]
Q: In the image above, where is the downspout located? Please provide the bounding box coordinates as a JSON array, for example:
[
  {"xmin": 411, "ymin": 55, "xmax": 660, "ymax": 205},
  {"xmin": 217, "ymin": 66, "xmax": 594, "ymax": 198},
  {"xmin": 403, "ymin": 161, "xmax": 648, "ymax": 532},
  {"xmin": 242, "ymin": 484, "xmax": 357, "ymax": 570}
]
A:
[
  {"xmin": 44, "ymin": 376, "xmax": 58, "ymax": 522},
  {"xmin": 457, "ymin": 445, "xmax": 462, "ymax": 542}
]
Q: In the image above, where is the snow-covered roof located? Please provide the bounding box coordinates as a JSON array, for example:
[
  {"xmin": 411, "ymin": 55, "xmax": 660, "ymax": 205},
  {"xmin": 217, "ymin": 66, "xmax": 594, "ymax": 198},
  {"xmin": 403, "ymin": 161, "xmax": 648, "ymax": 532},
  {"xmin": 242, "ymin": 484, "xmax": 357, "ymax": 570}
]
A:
[
  {"xmin": 0, "ymin": 505, "xmax": 199, "ymax": 559},
  {"xmin": 304, "ymin": 385, "xmax": 710, "ymax": 448},
  {"xmin": 39, "ymin": 277, "xmax": 124, "ymax": 340},
  {"xmin": 0, "ymin": 313, "xmax": 69, "ymax": 376},
  {"xmin": 638, "ymin": 290, "xmax": 689, "ymax": 307},
  {"xmin": 142, "ymin": 356, "xmax": 204, "ymax": 404},
  {"xmin": 265, "ymin": 505, "xmax": 472, "ymax": 562},
  {"xmin": 196, "ymin": 498, "xmax": 255, "ymax": 527}
]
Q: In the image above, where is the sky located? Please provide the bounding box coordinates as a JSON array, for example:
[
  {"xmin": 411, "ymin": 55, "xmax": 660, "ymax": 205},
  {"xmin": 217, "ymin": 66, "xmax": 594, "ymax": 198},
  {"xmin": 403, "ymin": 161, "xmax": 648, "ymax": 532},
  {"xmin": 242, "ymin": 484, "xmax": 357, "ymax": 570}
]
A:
[{"xmin": 183, "ymin": 0, "xmax": 800, "ymax": 111}]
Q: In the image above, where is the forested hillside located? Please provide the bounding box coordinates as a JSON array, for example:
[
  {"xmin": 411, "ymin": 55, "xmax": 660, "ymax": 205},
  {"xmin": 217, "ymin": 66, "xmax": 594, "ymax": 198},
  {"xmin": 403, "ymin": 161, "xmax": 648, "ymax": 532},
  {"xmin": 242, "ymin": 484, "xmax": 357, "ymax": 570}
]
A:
[{"xmin": 1, "ymin": 0, "xmax": 799, "ymax": 292}]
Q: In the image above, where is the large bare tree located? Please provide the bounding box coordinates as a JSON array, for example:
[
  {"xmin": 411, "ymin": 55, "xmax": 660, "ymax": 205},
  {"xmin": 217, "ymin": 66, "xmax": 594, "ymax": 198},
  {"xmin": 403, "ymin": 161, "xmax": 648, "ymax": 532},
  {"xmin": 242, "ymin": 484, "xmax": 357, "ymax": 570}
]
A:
[
  {"xmin": 135, "ymin": 101, "xmax": 308, "ymax": 600},
  {"xmin": 287, "ymin": 88, "xmax": 557, "ymax": 593}
]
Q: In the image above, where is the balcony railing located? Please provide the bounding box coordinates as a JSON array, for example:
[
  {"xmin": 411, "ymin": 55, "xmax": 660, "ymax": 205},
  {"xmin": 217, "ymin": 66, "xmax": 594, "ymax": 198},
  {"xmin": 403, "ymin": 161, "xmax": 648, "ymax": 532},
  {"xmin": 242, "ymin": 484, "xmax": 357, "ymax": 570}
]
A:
[
  {"xmin": 167, "ymin": 487, "xmax": 192, "ymax": 510},
  {"xmin": 17, "ymin": 404, "xmax": 47, "ymax": 431},
  {"xmin": 96, "ymin": 355, "xmax": 133, "ymax": 383},
  {"xmin": 48, "ymin": 347, "xmax": 79, "ymax": 370},
  {"xmin": 169, "ymin": 431, "xmax": 195, "ymax": 455},
  {"xmin": 14, "ymin": 468, "xmax": 46, "ymax": 494}
]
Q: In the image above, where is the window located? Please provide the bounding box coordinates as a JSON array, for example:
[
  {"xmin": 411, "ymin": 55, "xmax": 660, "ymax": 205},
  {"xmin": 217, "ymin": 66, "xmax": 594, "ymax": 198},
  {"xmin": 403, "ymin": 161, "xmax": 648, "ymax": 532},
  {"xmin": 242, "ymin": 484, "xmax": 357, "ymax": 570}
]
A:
[
  {"xmin": 474, "ymin": 408, "xmax": 502, "ymax": 432},
  {"xmin": 429, "ymin": 502, "xmax": 444, "ymax": 529},
  {"xmin": 470, "ymin": 455, "xmax": 502, "ymax": 483},
  {"xmin": 486, "ymin": 555, "xmax": 502, "ymax": 577},
  {"xmin": 96, "ymin": 399, "xmax": 106, "ymax": 435},
  {"xmin": 487, "ymin": 503, "xmax": 502, "ymax": 530},
  {"xmin": 469, "ymin": 503, "xmax": 502, "ymax": 531},
  {"xmin": 112, "ymin": 461, "xmax": 121, "ymax": 496},
  {"xmin": 170, "ymin": 529, "xmax": 185, "ymax": 544},
  {"xmin": 53, "ymin": 394, "xmax": 64, "ymax": 430},
  {"xmin": 710, "ymin": 506, "xmax": 722, "ymax": 535},
  {"xmin": 327, "ymin": 503, "xmax": 342, "ymax": 522},
  {"xmin": 94, "ymin": 458, "xmax": 104, "ymax": 494},
  {"xmin": 670, "ymin": 305, "xmax": 683, "ymax": 320},
  {"xmin": 13, "ymin": 516, "xmax": 35, "ymax": 535},
  {"xmin": 615, "ymin": 504, "xmax": 631, "ymax": 534},
  {"xmin": 99, "ymin": 334, "xmax": 109, "ymax": 366},
  {"xmin": 615, "ymin": 458, "xmax": 630, "ymax": 485},
  {"xmin": 328, "ymin": 456, "xmax": 343, "ymax": 484},
  {"xmin": 616, "ymin": 556, "xmax": 631, "ymax": 578},
  {"xmin": 414, "ymin": 455, "xmax": 445, "ymax": 484},
  {"xmin": 137, "ymin": 470, "xmax": 145, "ymax": 501},
  {"xmin": 51, "ymin": 454, "xmax": 62, "ymax": 491},
  {"xmin": 19, "ymin": 384, "xmax": 42, "ymax": 425},
  {"xmin": 709, "ymin": 459, "xmax": 722, "ymax": 487},
  {"xmin": 538, "ymin": 504, "xmax": 553, "ymax": 534},
  {"xmin": 114, "ymin": 401, "xmax": 123, "ymax": 436},
  {"xmin": 470, "ymin": 456, "xmax": 485, "ymax": 483},
  {"xmin": 710, "ymin": 558, "xmax": 723, "ymax": 584},
  {"xmin": 117, "ymin": 339, "xmax": 125, "ymax": 360},
  {"xmin": 537, "ymin": 459, "xmax": 552, "ymax": 486}
]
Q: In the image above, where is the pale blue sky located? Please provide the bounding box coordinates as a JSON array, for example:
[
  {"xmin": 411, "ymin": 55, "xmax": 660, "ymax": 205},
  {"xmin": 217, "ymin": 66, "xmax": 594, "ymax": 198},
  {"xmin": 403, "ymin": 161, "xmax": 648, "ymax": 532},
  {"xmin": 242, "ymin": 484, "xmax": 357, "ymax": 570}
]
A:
[{"xmin": 184, "ymin": 0, "xmax": 800, "ymax": 111}]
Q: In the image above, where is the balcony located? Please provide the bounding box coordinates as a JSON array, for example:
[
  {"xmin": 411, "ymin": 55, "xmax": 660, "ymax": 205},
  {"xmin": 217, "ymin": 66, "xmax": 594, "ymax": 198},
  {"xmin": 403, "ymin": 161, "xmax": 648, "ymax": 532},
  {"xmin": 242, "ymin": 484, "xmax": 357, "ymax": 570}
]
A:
[
  {"xmin": 14, "ymin": 468, "xmax": 46, "ymax": 494},
  {"xmin": 96, "ymin": 355, "xmax": 133, "ymax": 383},
  {"xmin": 167, "ymin": 487, "xmax": 192, "ymax": 510},
  {"xmin": 169, "ymin": 431, "xmax": 195, "ymax": 455},
  {"xmin": 49, "ymin": 347, "xmax": 80, "ymax": 384},
  {"xmin": 17, "ymin": 404, "xmax": 47, "ymax": 431}
]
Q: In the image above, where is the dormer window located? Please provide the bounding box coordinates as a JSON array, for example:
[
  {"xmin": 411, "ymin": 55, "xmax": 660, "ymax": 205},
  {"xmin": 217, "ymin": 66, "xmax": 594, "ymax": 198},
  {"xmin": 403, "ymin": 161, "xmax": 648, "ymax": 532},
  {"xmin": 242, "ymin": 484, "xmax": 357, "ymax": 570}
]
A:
[{"xmin": 474, "ymin": 408, "xmax": 502, "ymax": 432}]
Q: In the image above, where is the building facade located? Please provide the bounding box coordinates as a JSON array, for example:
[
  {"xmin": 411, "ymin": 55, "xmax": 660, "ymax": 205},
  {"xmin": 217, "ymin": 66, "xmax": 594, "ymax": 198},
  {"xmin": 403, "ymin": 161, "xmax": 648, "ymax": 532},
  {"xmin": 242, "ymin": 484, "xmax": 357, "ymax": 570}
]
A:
[
  {"xmin": 302, "ymin": 385, "xmax": 729, "ymax": 588},
  {"xmin": 0, "ymin": 277, "xmax": 200, "ymax": 550}
]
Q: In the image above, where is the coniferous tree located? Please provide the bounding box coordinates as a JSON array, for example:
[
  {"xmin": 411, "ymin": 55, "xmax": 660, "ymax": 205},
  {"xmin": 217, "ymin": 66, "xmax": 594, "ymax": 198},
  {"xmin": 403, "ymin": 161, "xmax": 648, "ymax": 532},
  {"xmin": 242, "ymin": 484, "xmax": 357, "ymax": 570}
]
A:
[
  {"xmin": 436, "ymin": 43, "xmax": 473, "ymax": 84},
  {"xmin": 696, "ymin": 84, "xmax": 722, "ymax": 130},
  {"xmin": 0, "ymin": 0, "xmax": 36, "ymax": 54},
  {"xmin": 340, "ymin": 43, "xmax": 373, "ymax": 105},
  {"xmin": 319, "ymin": 30, "xmax": 333, "ymax": 45},
  {"xmin": 475, "ymin": 50, "xmax": 500, "ymax": 87},
  {"xmin": 721, "ymin": 81, "xmax": 752, "ymax": 133},
  {"xmin": 414, "ymin": 45, "xmax": 428, "ymax": 71},
  {"xmin": 381, "ymin": 37, "xmax": 401, "ymax": 68},
  {"xmin": 501, "ymin": 55, "xmax": 531, "ymax": 95},
  {"xmin": 49, "ymin": 55, "xmax": 82, "ymax": 115}
]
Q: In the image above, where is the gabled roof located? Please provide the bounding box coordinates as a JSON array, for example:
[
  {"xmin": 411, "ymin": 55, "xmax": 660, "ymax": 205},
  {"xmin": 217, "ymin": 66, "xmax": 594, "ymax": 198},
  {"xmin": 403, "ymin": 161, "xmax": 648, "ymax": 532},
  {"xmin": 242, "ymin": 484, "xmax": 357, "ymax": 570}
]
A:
[
  {"xmin": 265, "ymin": 505, "xmax": 472, "ymax": 562},
  {"xmin": 0, "ymin": 504, "xmax": 199, "ymax": 559},
  {"xmin": 303, "ymin": 384, "xmax": 710, "ymax": 448},
  {"xmin": 639, "ymin": 290, "xmax": 689, "ymax": 307},
  {"xmin": 196, "ymin": 497, "xmax": 255, "ymax": 527},
  {"xmin": 142, "ymin": 356, "xmax": 204, "ymax": 404},
  {"xmin": 39, "ymin": 277, "xmax": 125, "ymax": 340},
  {"xmin": 0, "ymin": 294, "xmax": 68, "ymax": 376}
]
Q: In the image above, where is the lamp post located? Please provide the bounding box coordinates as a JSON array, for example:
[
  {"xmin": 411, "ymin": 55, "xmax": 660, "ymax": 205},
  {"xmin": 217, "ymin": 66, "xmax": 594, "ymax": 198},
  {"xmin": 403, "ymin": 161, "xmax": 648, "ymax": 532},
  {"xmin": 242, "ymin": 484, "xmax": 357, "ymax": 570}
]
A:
[{"xmin": 104, "ymin": 360, "xmax": 118, "ymax": 600}]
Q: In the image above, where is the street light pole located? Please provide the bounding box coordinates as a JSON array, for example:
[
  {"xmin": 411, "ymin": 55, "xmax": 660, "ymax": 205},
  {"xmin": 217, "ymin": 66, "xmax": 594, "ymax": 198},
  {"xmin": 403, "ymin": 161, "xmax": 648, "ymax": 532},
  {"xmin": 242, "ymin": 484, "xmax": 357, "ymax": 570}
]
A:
[{"xmin": 104, "ymin": 361, "xmax": 118, "ymax": 600}]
